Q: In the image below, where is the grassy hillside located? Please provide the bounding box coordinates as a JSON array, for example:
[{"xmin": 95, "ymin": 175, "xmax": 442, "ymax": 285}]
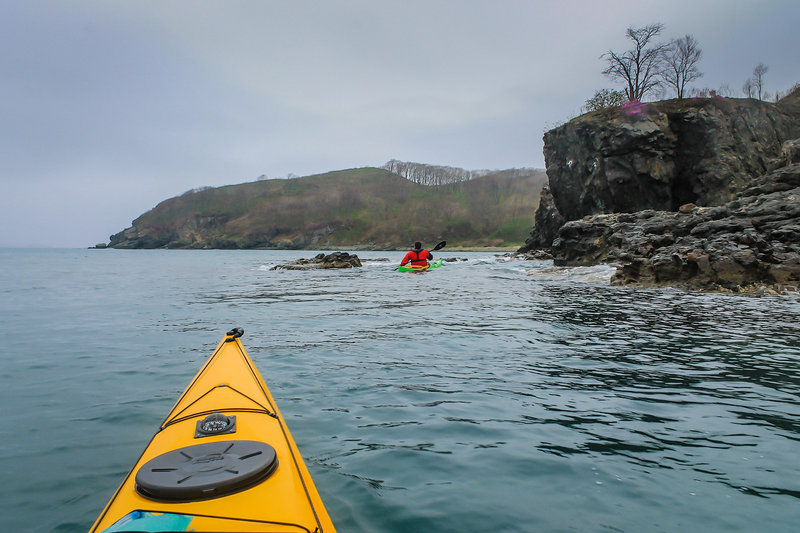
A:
[{"xmin": 109, "ymin": 167, "xmax": 547, "ymax": 249}]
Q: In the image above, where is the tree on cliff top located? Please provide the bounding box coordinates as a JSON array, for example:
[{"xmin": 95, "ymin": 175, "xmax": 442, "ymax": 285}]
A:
[
  {"xmin": 663, "ymin": 35, "xmax": 703, "ymax": 99},
  {"xmin": 602, "ymin": 23, "xmax": 668, "ymax": 101},
  {"xmin": 743, "ymin": 63, "xmax": 769, "ymax": 100},
  {"xmin": 583, "ymin": 88, "xmax": 626, "ymax": 112}
]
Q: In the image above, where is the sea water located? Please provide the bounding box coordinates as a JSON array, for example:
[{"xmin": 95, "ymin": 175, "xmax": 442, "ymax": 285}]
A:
[{"xmin": 0, "ymin": 248, "xmax": 798, "ymax": 532}]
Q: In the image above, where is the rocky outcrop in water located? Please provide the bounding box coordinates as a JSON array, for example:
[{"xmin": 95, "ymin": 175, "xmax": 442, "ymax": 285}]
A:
[
  {"xmin": 553, "ymin": 170, "xmax": 800, "ymax": 290},
  {"xmin": 520, "ymin": 90, "xmax": 800, "ymax": 291},
  {"xmin": 551, "ymin": 143, "xmax": 800, "ymax": 291},
  {"xmin": 270, "ymin": 252, "xmax": 362, "ymax": 270}
]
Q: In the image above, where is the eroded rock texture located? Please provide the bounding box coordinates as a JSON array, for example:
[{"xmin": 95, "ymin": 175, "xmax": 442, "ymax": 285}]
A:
[{"xmin": 520, "ymin": 91, "xmax": 800, "ymax": 290}]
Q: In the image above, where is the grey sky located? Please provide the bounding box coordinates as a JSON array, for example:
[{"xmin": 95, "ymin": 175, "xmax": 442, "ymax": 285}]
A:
[{"xmin": 2, "ymin": 0, "xmax": 798, "ymax": 247}]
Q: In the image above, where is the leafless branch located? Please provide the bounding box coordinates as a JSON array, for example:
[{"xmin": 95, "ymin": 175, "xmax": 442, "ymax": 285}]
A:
[
  {"xmin": 601, "ymin": 23, "xmax": 668, "ymax": 101},
  {"xmin": 663, "ymin": 35, "xmax": 703, "ymax": 99}
]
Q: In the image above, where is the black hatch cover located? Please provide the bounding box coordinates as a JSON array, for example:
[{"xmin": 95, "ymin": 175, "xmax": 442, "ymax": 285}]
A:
[{"xmin": 135, "ymin": 440, "xmax": 278, "ymax": 502}]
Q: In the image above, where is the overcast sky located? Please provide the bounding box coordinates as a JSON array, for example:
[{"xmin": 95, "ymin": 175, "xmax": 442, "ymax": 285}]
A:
[{"xmin": 2, "ymin": 0, "xmax": 798, "ymax": 247}]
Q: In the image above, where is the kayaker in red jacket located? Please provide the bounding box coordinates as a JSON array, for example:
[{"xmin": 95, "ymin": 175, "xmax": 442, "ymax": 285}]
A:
[{"xmin": 400, "ymin": 241, "xmax": 433, "ymax": 268}]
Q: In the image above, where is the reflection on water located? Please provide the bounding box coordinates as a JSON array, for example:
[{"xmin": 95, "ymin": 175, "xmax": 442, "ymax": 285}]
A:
[{"xmin": 0, "ymin": 250, "xmax": 799, "ymax": 532}]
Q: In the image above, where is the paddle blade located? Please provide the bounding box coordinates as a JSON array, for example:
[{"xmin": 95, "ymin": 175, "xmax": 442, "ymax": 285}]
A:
[{"xmin": 432, "ymin": 241, "xmax": 446, "ymax": 251}]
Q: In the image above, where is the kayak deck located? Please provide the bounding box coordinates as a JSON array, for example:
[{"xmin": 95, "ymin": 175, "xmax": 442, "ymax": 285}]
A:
[
  {"xmin": 398, "ymin": 258, "xmax": 443, "ymax": 272},
  {"xmin": 90, "ymin": 329, "xmax": 336, "ymax": 533}
]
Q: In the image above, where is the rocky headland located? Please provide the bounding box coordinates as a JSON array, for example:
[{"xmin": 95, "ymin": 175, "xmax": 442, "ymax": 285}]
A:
[
  {"xmin": 519, "ymin": 89, "xmax": 800, "ymax": 292},
  {"xmin": 105, "ymin": 167, "xmax": 547, "ymax": 251}
]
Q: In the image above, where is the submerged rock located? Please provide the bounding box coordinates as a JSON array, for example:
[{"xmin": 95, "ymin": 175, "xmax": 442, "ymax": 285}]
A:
[
  {"xmin": 271, "ymin": 251, "xmax": 362, "ymax": 270},
  {"xmin": 508, "ymin": 250, "xmax": 554, "ymax": 261}
]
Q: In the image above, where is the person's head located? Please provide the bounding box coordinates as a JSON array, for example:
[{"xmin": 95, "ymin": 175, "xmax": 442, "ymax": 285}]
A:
[{"xmin": 414, "ymin": 241, "xmax": 422, "ymax": 249}]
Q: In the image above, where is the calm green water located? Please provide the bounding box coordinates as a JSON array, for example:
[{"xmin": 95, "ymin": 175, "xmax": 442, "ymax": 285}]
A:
[{"xmin": 1, "ymin": 249, "xmax": 798, "ymax": 532}]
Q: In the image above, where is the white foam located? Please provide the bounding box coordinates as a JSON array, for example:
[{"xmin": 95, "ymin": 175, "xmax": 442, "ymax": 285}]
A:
[{"xmin": 525, "ymin": 264, "xmax": 616, "ymax": 283}]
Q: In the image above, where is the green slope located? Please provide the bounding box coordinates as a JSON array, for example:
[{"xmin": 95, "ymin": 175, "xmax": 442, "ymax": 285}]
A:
[{"xmin": 109, "ymin": 167, "xmax": 547, "ymax": 249}]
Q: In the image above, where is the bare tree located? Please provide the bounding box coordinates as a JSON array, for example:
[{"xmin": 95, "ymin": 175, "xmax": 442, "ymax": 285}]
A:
[
  {"xmin": 383, "ymin": 160, "xmax": 476, "ymax": 186},
  {"xmin": 694, "ymin": 83, "xmax": 734, "ymax": 98},
  {"xmin": 743, "ymin": 78, "xmax": 755, "ymax": 98},
  {"xmin": 716, "ymin": 83, "xmax": 733, "ymax": 97},
  {"xmin": 752, "ymin": 63, "xmax": 768, "ymax": 100},
  {"xmin": 602, "ymin": 23, "xmax": 669, "ymax": 101},
  {"xmin": 663, "ymin": 35, "xmax": 703, "ymax": 99}
]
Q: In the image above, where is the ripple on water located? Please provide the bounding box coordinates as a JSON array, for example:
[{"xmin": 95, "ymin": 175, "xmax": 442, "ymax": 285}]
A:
[{"xmin": 1, "ymin": 250, "xmax": 799, "ymax": 533}]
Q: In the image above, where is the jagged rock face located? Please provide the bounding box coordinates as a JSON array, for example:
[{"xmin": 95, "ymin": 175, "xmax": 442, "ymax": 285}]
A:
[
  {"xmin": 544, "ymin": 114, "xmax": 677, "ymax": 221},
  {"xmin": 519, "ymin": 97, "xmax": 800, "ymax": 258},
  {"xmin": 520, "ymin": 186, "xmax": 564, "ymax": 251},
  {"xmin": 780, "ymin": 138, "xmax": 800, "ymax": 165},
  {"xmin": 543, "ymin": 98, "xmax": 799, "ymax": 221},
  {"xmin": 550, "ymin": 159, "xmax": 800, "ymax": 290}
]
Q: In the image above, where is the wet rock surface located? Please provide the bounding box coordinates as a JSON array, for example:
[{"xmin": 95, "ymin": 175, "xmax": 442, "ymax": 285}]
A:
[
  {"xmin": 520, "ymin": 91, "xmax": 800, "ymax": 291},
  {"xmin": 542, "ymin": 98, "xmax": 799, "ymax": 224},
  {"xmin": 271, "ymin": 252, "xmax": 362, "ymax": 270},
  {"xmin": 520, "ymin": 186, "xmax": 563, "ymax": 252},
  {"xmin": 551, "ymin": 182, "xmax": 800, "ymax": 290}
]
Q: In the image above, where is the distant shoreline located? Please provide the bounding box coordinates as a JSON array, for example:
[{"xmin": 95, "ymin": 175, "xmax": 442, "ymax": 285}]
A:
[{"xmin": 90, "ymin": 245, "xmax": 522, "ymax": 252}]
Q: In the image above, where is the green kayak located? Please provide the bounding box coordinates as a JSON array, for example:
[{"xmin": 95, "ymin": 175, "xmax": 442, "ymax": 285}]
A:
[{"xmin": 398, "ymin": 258, "xmax": 443, "ymax": 272}]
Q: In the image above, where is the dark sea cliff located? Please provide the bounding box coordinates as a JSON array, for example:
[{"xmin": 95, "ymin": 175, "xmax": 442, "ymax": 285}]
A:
[{"xmin": 521, "ymin": 91, "xmax": 800, "ymax": 292}]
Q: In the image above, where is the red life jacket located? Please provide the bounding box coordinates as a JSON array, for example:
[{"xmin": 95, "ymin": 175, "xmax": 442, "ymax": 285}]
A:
[{"xmin": 402, "ymin": 248, "xmax": 431, "ymax": 267}]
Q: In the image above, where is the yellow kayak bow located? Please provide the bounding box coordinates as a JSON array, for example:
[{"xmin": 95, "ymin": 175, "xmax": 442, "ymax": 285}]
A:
[{"xmin": 90, "ymin": 328, "xmax": 336, "ymax": 533}]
